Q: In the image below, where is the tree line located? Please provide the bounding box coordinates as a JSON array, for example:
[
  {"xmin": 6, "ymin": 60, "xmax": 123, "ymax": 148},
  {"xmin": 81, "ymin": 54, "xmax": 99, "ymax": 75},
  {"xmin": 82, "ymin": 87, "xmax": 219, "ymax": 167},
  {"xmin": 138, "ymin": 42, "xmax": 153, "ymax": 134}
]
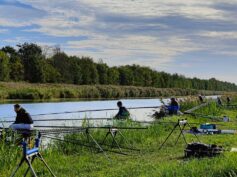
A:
[{"xmin": 0, "ymin": 43, "xmax": 236, "ymax": 91}]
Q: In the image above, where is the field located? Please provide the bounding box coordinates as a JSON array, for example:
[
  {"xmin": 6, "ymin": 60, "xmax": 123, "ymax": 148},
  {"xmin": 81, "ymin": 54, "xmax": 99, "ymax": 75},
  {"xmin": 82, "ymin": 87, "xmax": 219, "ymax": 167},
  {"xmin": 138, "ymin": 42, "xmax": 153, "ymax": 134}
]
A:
[
  {"xmin": 0, "ymin": 82, "xmax": 229, "ymax": 100},
  {"xmin": 1, "ymin": 97, "xmax": 237, "ymax": 177}
]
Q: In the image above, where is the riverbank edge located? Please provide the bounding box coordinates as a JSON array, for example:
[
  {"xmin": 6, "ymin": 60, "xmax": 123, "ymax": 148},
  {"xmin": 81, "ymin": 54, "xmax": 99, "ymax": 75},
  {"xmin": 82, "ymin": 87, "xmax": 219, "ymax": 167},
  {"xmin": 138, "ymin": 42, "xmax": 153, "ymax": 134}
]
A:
[{"xmin": 0, "ymin": 82, "xmax": 234, "ymax": 100}]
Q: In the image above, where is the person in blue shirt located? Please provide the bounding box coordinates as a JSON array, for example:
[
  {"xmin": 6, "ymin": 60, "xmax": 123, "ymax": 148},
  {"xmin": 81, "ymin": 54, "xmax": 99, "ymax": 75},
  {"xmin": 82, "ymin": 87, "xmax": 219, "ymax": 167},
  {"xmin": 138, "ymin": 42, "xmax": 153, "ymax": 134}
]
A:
[{"xmin": 166, "ymin": 98, "xmax": 180, "ymax": 115}]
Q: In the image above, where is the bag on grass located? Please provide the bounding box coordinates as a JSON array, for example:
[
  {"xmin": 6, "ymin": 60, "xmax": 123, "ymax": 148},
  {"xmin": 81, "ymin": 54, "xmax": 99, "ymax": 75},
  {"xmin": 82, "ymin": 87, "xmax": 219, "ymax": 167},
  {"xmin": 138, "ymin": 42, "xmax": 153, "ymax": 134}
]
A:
[{"xmin": 184, "ymin": 142, "xmax": 223, "ymax": 158}]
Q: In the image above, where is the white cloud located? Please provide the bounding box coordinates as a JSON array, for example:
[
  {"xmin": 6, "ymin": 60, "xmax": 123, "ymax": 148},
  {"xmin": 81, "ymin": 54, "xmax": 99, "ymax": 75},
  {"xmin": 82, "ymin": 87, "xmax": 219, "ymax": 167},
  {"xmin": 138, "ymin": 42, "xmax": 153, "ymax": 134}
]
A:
[
  {"xmin": 65, "ymin": 35, "xmax": 200, "ymax": 67},
  {"xmin": 200, "ymin": 31, "xmax": 237, "ymax": 39},
  {"xmin": 16, "ymin": 0, "xmax": 235, "ymax": 38},
  {"xmin": 79, "ymin": 0, "xmax": 228, "ymax": 20}
]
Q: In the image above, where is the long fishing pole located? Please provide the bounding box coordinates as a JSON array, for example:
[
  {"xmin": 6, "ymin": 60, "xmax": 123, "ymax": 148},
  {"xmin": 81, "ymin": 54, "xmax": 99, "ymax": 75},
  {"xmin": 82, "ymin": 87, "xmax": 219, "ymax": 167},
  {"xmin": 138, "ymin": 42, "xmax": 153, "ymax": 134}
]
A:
[
  {"xmin": 43, "ymin": 135, "xmax": 128, "ymax": 155},
  {"xmin": 35, "ymin": 125, "xmax": 148, "ymax": 130},
  {"xmin": 1, "ymin": 106, "xmax": 161, "ymax": 120},
  {"xmin": 186, "ymin": 112, "xmax": 224, "ymax": 120},
  {"xmin": 133, "ymin": 120, "xmax": 233, "ymax": 127},
  {"xmin": 1, "ymin": 117, "xmax": 113, "ymax": 123}
]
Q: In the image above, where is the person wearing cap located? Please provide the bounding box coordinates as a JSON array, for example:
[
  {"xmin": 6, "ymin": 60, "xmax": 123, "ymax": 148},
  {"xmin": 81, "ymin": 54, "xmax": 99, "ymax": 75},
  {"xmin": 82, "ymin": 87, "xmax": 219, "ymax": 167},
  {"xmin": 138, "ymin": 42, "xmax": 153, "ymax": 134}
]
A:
[
  {"xmin": 10, "ymin": 104, "xmax": 34, "ymax": 130},
  {"xmin": 115, "ymin": 101, "xmax": 130, "ymax": 119}
]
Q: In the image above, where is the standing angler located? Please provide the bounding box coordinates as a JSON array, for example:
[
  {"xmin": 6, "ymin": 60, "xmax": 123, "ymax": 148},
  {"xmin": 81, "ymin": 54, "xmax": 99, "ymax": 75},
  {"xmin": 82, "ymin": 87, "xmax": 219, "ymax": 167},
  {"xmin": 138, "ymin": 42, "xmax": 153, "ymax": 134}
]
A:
[{"xmin": 10, "ymin": 104, "xmax": 34, "ymax": 130}]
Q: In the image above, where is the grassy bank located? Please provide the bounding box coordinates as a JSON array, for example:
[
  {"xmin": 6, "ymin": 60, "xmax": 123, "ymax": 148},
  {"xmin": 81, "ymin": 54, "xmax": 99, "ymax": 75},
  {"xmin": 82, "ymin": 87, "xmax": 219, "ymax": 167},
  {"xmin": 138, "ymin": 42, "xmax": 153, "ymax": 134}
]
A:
[
  {"xmin": 0, "ymin": 82, "xmax": 230, "ymax": 100},
  {"xmin": 1, "ymin": 100, "xmax": 237, "ymax": 176}
]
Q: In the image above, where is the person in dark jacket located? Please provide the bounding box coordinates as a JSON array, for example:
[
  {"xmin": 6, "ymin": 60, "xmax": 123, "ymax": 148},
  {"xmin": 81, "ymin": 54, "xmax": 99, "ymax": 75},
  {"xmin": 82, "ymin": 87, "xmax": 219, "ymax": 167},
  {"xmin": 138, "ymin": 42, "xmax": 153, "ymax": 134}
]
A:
[
  {"xmin": 227, "ymin": 97, "xmax": 231, "ymax": 105},
  {"xmin": 115, "ymin": 101, "xmax": 130, "ymax": 119},
  {"xmin": 10, "ymin": 104, "xmax": 34, "ymax": 130},
  {"xmin": 198, "ymin": 95, "xmax": 204, "ymax": 103},
  {"xmin": 217, "ymin": 97, "xmax": 223, "ymax": 106}
]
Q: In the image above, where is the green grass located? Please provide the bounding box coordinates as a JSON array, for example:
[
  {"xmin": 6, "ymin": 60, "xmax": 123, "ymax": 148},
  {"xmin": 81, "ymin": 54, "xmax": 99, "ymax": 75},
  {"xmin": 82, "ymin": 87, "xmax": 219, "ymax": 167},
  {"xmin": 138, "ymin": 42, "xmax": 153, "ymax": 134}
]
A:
[{"xmin": 1, "ymin": 100, "xmax": 237, "ymax": 177}]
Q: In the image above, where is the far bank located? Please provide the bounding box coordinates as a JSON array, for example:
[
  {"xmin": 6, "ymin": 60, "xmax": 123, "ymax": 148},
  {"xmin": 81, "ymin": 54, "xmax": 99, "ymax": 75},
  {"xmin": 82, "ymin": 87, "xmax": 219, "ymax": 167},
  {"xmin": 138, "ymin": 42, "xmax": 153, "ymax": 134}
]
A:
[{"xmin": 0, "ymin": 82, "xmax": 233, "ymax": 101}]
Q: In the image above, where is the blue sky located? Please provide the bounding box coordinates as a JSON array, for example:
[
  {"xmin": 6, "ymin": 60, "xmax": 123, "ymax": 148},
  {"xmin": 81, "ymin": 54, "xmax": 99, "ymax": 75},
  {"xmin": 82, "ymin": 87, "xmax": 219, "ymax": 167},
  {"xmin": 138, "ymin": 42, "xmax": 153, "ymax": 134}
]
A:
[{"xmin": 0, "ymin": 0, "xmax": 237, "ymax": 84}]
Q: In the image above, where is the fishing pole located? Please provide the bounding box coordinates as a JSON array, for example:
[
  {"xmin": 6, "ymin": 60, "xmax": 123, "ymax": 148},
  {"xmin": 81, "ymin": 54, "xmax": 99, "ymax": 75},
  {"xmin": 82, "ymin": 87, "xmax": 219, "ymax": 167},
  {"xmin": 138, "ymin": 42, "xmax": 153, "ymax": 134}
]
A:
[
  {"xmin": 186, "ymin": 113, "xmax": 224, "ymax": 120},
  {"xmin": 43, "ymin": 135, "xmax": 128, "ymax": 156},
  {"xmin": 1, "ymin": 117, "xmax": 113, "ymax": 123},
  {"xmin": 1, "ymin": 106, "xmax": 161, "ymax": 120},
  {"xmin": 39, "ymin": 128, "xmax": 86, "ymax": 135},
  {"xmin": 133, "ymin": 120, "xmax": 233, "ymax": 127},
  {"xmin": 34, "ymin": 125, "xmax": 148, "ymax": 130},
  {"xmin": 100, "ymin": 142, "xmax": 140, "ymax": 152}
]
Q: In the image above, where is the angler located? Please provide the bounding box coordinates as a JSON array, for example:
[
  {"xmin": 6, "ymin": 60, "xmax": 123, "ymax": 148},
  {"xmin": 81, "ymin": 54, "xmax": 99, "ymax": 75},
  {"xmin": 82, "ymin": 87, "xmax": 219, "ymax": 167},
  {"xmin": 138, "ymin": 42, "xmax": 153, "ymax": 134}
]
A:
[
  {"xmin": 10, "ymin": 104, "xmax": 34, "ymax": 130},
  {"xmin": 217, "ymin": 97, "xmax": 223, "ymax": 106},
  {"xmin": 115, "ymin": 101, "xmax": 130, "ymax": 119},
  {"xmin": 198, "ymin": 95, "xmax": 205, "ymax": 103},
  {"xmin": 227, "ymin": 96, "xmax": 231, "ymax": 105},
  {"xmin": 166, "ymin": 97, "xmax": 180, "ymax": 115},
  {"xmin": 153, "ymin": 97, "xmax": 181, "ymax": 119}
]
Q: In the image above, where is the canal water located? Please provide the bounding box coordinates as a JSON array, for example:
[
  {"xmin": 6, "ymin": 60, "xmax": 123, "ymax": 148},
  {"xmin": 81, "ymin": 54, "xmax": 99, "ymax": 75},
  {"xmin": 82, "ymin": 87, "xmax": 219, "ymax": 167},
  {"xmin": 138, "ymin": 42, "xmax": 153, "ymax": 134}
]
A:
[{"xmin": 0, "ymin": 96, "xmax": 218, "ymax": 128}]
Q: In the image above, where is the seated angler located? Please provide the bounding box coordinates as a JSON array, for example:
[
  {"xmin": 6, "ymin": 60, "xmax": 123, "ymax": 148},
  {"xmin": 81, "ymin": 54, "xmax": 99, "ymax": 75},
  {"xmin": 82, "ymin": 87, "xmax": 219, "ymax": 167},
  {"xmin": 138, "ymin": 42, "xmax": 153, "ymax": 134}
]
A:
[
  {"xmin": 217, "ymin": 97, "xmax": 223, "ymax": 106},
  {"xmin": 114, "ymin": 101, "xmax": 130, "ymax": 119},
  {"xmin": 198, "ymin": 95, "xmax": 204, "ymax": 103},
  {"xmin": 10, "ymin": 104, "xmax": 34, "ymax": 130},
  {"xmin": 227, "ymin": 96, "xmax": 231, "ymax": 105},
  {"xmin": 166, "ymin": 98, "xmax": 180, "ymax": 115}
]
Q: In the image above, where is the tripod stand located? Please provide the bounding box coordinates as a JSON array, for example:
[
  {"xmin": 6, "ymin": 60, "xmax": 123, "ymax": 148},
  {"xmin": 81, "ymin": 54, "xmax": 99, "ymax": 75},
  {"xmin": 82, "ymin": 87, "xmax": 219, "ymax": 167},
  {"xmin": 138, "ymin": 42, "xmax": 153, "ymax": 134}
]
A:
[
  {"xmin": 159, "ymin": 119, "xmax": 200, "ymax": 150},
  {"xmin": 10, "ymin": 133, "xmax": 56, "ymax": 177},
  {"xmin": 83, "ymin": 128, "xmax": 111, "ymax": 161},
  {"xmin": 101, "ymin": 127, "xmax": 138, "ymax": 154}
]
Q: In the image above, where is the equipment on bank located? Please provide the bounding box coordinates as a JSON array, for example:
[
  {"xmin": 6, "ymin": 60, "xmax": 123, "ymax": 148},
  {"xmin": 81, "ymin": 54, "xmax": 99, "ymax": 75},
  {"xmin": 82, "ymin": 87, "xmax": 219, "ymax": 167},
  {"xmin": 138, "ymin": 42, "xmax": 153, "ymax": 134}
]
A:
[
  {"xmin": 10, "ymin": 132, "xmax": 56, "ymax": 177},
  {"xmin": 185, "ymin": 142, "xmax": 223, "ymax": 158},
  {"xmin": 159, "ymin": 119, "xmax": 200, "ymax": 150},
  {"xmin": 100, "ymin": 126, "xmax": 139, "ymax": 154},
  {"xmin": 189, "ymin": 123, "xmax": 237, "ymax": 135}
]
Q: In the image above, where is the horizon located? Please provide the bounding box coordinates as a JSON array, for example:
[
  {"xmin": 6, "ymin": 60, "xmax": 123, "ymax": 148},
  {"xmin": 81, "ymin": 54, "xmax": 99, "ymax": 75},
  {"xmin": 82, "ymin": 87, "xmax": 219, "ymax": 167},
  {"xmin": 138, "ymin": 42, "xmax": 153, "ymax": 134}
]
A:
[{"xmin": 0, "ymin": 0, "xmax": 236, "ymax": 84}]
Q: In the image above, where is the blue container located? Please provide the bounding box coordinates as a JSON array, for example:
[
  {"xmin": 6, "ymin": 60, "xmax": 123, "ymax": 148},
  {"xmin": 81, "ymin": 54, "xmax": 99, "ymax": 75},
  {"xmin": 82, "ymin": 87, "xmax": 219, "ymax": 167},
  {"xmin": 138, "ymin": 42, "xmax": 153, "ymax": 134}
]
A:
[{"xmin": 200, "ymin": 124, "xmax": 216, "ymax": 130}]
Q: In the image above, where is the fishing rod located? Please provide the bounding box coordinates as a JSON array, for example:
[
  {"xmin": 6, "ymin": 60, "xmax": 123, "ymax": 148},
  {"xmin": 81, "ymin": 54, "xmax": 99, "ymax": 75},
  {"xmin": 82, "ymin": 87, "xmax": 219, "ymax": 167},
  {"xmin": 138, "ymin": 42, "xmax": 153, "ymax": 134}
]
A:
[
  {"xmin": 133, "ymin": 120, "xmax": 232, "ymax": 127},
  {"xmin": 186, "ymin": 112, "xmax": 224, "ymax": 121},
  {"xmin": 1, "ymin": 106, "xmax": 161, "ymax": 120},
  {"xmin": 34, "ymin": 125, "xmax": 148, "ymax": 130},
  {"xmin": 43, "ymin": 135, "xmax": 128, "ymax": 156},
  {"xmin": 1, "ymin": 117, "xmax": 113, "ymax": 123},
  {"xmin": 100, "ymin": 142, "xmax": 140, "ymax": 152},
  {"xmin": 39, "ymin": 128, "xmax": 86, "ymax": 135}
]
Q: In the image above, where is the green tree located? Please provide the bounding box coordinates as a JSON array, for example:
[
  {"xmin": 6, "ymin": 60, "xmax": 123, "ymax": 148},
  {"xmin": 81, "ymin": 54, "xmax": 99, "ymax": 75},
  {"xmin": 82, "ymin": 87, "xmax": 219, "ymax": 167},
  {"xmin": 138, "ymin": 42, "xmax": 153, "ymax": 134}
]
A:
[
  {"xmin": 40, "ymin": 60, "xmax": 61, "ymax": 83},
  {"xmin": 0, "ymin": 51, "xmax": 10, "ymax": 81},
  {"xmin": 1, "ymin": 46, "xmax": 24, "ymax": 81},
  {"xmin": 78, "ymin": 57, "xmax": 99, "ymax": 84},
  {"xmin": 70, "ymin": 56, "xmax": 82, "ymax": 84},
  {"xmin": 118, "ymin": 66, "xmax": 134, "ymax": 85},
  {"xmin": 107, "ymin": 67, "xmax": 120, "ymax": 85},
  {"xmin": 17, "ymin": 43, "xmax": 45, "ymax": 82},
  {"xmin": 51, "ymin": 52, "xmax": 73, "ymax": 83},
  {"xmin": 97, "ymin": 61, "xmax": 109, "ymax": 84}
]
